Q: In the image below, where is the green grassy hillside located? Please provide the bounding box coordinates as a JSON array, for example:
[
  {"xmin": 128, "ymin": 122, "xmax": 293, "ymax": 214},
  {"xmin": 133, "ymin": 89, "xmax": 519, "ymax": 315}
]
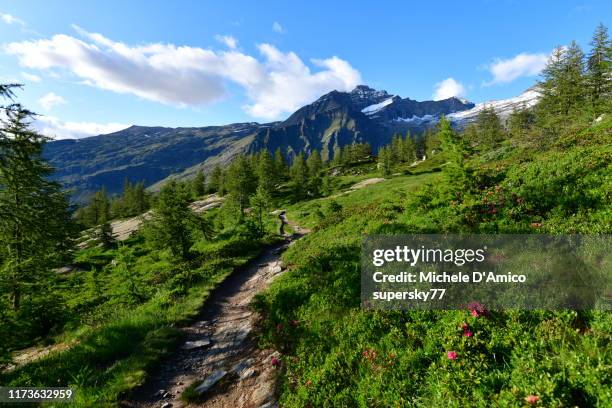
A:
[{"xmin": 253, "ymin": 117, "xmax": 611, "ymax": 407}]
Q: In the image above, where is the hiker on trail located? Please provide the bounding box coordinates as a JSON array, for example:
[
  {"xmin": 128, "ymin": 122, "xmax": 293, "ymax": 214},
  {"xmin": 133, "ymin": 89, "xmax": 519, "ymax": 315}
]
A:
[{"xmin": 278, "ymin": 211, "xmax": 287, "ymax": 235}]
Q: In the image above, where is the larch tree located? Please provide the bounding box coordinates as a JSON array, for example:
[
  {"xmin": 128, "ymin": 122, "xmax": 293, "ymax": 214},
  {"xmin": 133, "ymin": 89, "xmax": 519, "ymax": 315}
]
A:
[
  {"xmin": 586, "ymin": 23, "xmax": 611, "ymax": 113},
  {"xmin": 290, "ymin": 153, "xmax": 309, "ymax": 200},
  {"xmin": 192, "ymin": 170, "xmax": 206, "ymax": 198},
  {"xmin": 144, "ymin": 181, "xmax": 195, "ymax": 259},
  {"xmin": 225, "ymin": 155, "xmax": 257, "ymax": 216},
  {"xmin": 0, "ymin": 85, "xmax": 73, "ymax": 311}
]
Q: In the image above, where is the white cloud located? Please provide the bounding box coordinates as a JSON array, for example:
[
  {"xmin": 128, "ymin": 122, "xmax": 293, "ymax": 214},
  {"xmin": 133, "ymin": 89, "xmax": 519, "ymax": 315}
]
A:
[
  {"xmin": 38, "ymin": 92, "xmax": 66, "ymax": 110},
  {"xmin": 1, "ymin": 13, "xmax": 25, "ymax": 26},
  {"xmin": 214, "ymin": 35, "xmax": 237, "ymax": 49},
  {"xmin": 21, "ymin": 72, "xmax": 41, "ymax": 82},
  {"xmin": 433, "ymin": 77, "xmax": 465, "ymax": 100},
  {"xmin": 272, "ymin": 21, "xmax": 284, "ymax": 33},
  {"xmin": 243, "ymin": 45, "xmax": 361, "ymax": 118},
  {"xmin": 485, "ymin": 52, "xmax": 548, "ymax": 85},
  {"xmin": 34, "ymin": 115, "xmax": 128, "ymax": 139},
  {"xmin": 6, "ymin": 27, "xmax": 361, "ymax": 119}
]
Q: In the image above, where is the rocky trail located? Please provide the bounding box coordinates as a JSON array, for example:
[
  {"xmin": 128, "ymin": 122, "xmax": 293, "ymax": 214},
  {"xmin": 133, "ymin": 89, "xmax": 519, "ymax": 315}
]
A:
[{"xmin": 125, "ymin": 215, "xmax": 308, "ymax": 408}]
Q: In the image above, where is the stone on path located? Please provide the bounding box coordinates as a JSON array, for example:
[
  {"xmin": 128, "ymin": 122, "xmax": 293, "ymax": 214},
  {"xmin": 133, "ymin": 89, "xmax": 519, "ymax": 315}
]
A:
[
  {"xmin": 182, "ymin": 338, "xmax": 211, "ymax": 350},
  {"xmin": 231, "ymin": 358, "xmax": 256, "ymax": 379},
  {"xmin": 194, "ymin": 369, "xmax": 227, "ymax": 395}
]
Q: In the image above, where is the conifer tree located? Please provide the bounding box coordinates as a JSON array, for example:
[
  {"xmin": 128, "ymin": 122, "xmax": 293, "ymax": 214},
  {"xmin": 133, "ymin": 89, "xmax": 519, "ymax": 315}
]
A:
[
  {"xmin": 114, "ymin": 244, "xmax": 144, "ymax": 303},
  {"xmin": 307, "ymin": 149, "xmax": 323, "ymax": 177},
  {"xmin": 507, "ymin": 106, "xmax": 535, "ymax": 141},
  {"xmin": 250, "ymin": 185, "xmax": 272, "ymax": 236},
  {"xmin": 95, "ymin": 187, "xmax": 114, "ymax": 248},
  {"xmin": 225, "ymin": 155, "xmax": 257, "ymax": 216},
  {"xmin": 98, "ymin": 218, "xmax": 114, "ymax": 248},
  {"xmin": 401, "ymin": 133, "xmax": 417, "ymax": 163},
  {"xmin": 539, "ymin": 42, "xmax": 586, "ymax": 120},
  {"xmin": 474, "ymin": 107, "xmax": 505, "ymax": 149},
  {"xmin": 332, "ymin": 145, "xmax": 344, "ymax": 166},
  {"xmin": 257, "ymin": 150, "xmax": 276, "ymax": 194},
  {"xmin": 306, "ymin": 149, "xmax": 323, "ymax": 196},
  {"xmin": 0, "ymin": 88, "xmax": 73, "ymax": 310},
  {"xmin": 144, "ymin": 181, "xmax": 195, "ymax": 259},
  {"xmin": 290, "ymin": 153, "xmax": 309, "ymax": 199},
  {"xmin": 587, "ymin": 23, "xmax": 611, "ymax": 112},
  {"xmin": 273, "ymin": 147, "xmax": 287, "ymax": 182},
  {"xmin": 208, "ymin": 165, "xmax": 224, "ymax": 194},
  {"xmin": 378, "ymin": 146, "xmax": 393, "ymax": 176},
  {"xmin": 424, "ymin": 129, "xmax": 440, "ymax": 157},
  {"xmin": 191, "ymin": 170, "xmax": 206, "ymax": 198},
  {"xmin": 437, "ymin": 116, "xmax": 469, "ymax": 190}
]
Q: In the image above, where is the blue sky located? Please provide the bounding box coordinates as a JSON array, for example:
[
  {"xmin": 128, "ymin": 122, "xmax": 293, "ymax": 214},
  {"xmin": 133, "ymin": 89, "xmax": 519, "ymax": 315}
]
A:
[{"xmin": 0, "ymin": 0, "xmax": 609, "ymax": 138}]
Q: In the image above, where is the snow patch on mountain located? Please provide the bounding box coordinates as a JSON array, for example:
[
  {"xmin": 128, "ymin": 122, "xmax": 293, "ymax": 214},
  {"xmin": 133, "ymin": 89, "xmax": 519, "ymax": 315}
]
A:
[
  {"xmin": 394, "ymin": 114, "xmax": 437, "ymax": 124},
  {"xmin": 361, "ymin": 97, "xmax": 395, "ymax": 115},
  {"xmin": 447, "ymin": 89, "xmax": 540, "ymax": 124}
]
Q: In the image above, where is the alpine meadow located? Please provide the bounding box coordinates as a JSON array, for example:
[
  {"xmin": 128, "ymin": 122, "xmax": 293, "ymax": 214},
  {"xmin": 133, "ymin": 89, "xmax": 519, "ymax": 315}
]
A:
[{"xmin": 0, "ymin": 3, "xmax": 610, "ymax": 408}]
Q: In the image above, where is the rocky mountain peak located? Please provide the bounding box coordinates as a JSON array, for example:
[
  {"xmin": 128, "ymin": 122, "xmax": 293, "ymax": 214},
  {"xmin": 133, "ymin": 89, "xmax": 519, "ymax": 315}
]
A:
[{"xmin": 350, "ymin": 85, "xmax": 390, "ymax": 98}]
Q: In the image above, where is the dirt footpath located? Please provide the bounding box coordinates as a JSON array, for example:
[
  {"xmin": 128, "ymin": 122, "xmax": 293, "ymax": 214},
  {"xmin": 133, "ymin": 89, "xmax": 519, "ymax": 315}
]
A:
[{"xmin": 127, "ymin": 221, "xmax": 308, "ymax": 408}]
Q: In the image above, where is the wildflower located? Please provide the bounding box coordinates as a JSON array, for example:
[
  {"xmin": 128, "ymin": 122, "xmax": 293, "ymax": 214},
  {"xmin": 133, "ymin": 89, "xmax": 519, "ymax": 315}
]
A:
[
  {"xmin": 271, "ymin": 356, "xmax": 281, "ymax": 367},
  {"xmin": 463, "ymin": 330, "xmax": 473, "ymax": 337},
  {"xmin": 467, "ymin": 301, "xmax": 488, "ymax": 318},
  {"xmin": 447, "ymin": 351, "xmax": 458, "ymax": 360},
  {"xmin": 530, "ymin": 222, "xmax": 542, "ymax": 228},
  {"xmin": 362, "ymin": 348, "xmax": 378, "ymax": 362},
  {"xmin": 461, "ymin": 323, "xmax": 469, "ymax": 330},
  {"xmin": 524, "ymin": 395, "xmax": 540, "ymax": 405}
]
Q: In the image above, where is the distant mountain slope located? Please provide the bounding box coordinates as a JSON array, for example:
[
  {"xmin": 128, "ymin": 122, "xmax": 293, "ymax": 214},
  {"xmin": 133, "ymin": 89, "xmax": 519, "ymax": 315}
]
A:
[
  {"xmin": 44, "ymin": 85, "xmax": 496, "ymax": 202},
  {"xmin": 447, "ymin": 89, "xmax": 540, "ymax": 126},
  {"xmin": 43, "ymin": 123, "xmax": 261, "ymax": 203}
]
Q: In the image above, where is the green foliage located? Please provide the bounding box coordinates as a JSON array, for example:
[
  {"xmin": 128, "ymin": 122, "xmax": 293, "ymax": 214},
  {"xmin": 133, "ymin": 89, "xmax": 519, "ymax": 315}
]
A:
[
  {"xmin": 586, "ymin": 23, "xmax": 612, "ymax": 112},
  {"xmin": 377, "ymin": 146, "xmax": 393, "ymax": 176},
  {"xmin": 225, "ymin": 155, "xmax": 257, "ymax": 215},
  {"xmin": 473, "ymin": 107, "xmax": 506, "ymax": 149},
  {"xmin": 250, "ymin": 185, "xmax": 273, "ymax": 236},
  {"xmin": 438, "ymin": 116, "xmax": 471, "ymax": 193},
  {"xmin": 191, "ymin": 170, "xmax": 206, "ymax": 198},
  {"xmin": 256, "ymin": 150, "xmax": 277, "ymax": 194},
  {"xmin": 208, "ymin": 164, "xmax": 225, "ymax": 194},
  {"xmin": 290, "ymin": 153, "xmax": 309, "ymax": 200},
  {"xmin": 0, "ymin": 98, "xmax": 74, "ymax": 314},
  {"xmin": 144, "ymin": 181, "xmax": 209, "ymax": 259},
  {"xmin": 76, "ymin": 179, "xmax": 150, "ymax": 227},
  {"xmin": 253, "ymin": 27, "xmax": 612, "ymax": 406},
  {"xmin": 273, "ymin": 147, "xmax": 289, "ymax": 182},
  {"xmin": 113, "ymin": 179, "xmax": 149, "ymax": 218},
  {"xmin": 1, "ymin": 25, "xmax": 610, "ymax": 406}
]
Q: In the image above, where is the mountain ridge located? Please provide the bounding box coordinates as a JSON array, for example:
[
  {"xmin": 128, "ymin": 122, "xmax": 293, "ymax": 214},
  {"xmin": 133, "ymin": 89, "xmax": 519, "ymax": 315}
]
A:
[{"xmin": 43, "ymin": 85, "xmax": 536, "ymax": 202}]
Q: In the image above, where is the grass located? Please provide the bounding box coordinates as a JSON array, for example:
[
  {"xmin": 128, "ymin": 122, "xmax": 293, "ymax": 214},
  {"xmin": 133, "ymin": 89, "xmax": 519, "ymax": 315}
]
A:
[
  {"xmin": 0, "ymin": 221, "xmax": 278, "ymax": 407},
  {"xmin": 253, "ymin": 120, "xmax": 612, "ymax": 407}
]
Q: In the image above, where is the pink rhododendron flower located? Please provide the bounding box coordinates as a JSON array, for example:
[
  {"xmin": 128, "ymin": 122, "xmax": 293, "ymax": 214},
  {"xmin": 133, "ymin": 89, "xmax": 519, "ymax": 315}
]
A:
[
  {"xmin": 447, "ymin": 351, "xmax": 458, "ymax": 360},
  {"xmin": 467, "ymin": 301, "xmax": 488, "ymax": 317},
  {"xmin": 525, "ymin": 395, "xmax": 540, "ymax": 405}
]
